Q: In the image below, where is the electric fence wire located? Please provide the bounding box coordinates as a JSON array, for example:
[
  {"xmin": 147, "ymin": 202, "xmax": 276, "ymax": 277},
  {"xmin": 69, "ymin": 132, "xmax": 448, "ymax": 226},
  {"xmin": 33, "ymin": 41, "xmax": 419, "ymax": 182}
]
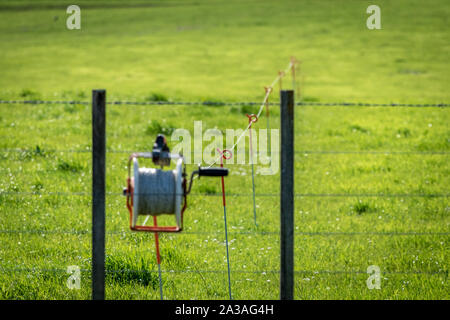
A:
[{"xmin": 205, "ymin": 60, "xmax": 295, "ymax": 170}]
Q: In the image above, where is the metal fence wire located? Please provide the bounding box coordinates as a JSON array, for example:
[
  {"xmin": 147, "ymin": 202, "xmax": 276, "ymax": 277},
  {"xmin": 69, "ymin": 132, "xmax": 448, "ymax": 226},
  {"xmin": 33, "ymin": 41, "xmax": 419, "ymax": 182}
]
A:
[{"xmin": 0, "ymin": 100, "xmax": 449, "ymax": 108}]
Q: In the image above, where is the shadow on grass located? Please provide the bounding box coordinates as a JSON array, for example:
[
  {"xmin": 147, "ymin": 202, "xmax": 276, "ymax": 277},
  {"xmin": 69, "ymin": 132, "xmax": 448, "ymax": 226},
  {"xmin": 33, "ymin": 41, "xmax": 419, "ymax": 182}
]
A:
[{"xmin": 105, "ymin": 254, "xmax": 160, "ymax": 289}]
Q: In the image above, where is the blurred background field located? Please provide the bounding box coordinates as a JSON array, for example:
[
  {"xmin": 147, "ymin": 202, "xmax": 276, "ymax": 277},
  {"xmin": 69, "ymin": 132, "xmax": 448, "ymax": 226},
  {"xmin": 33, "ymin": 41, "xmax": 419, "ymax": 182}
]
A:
[
  {"xmin": 0, "ymin": 0, "xmax": 448, "ymax": 299},
  {"xmin": 0, "ymin": 0, "xmax": 449, "ymax": 102}
]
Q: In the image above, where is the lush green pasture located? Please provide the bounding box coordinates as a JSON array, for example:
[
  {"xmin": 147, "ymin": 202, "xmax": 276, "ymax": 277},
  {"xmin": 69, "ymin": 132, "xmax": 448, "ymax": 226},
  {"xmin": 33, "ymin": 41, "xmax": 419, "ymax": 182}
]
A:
[
  {"xmin": 0, "ymin": 0, "xmax": 448, "ymax": 299},
  {"xmin": 0, "ymin": 0, "xmax": 449, "ymax": 103}
]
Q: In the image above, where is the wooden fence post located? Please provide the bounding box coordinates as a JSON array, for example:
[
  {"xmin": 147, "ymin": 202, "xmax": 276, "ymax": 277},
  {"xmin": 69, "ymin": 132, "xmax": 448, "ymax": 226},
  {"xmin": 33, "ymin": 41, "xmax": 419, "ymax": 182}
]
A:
[
  {"xmin": 92, "ymin": 89, "xmax": 106, "ymax": 300},
  {"xmin": 280, "ymin": 90, "xmax": 294, "ymax": 300}
]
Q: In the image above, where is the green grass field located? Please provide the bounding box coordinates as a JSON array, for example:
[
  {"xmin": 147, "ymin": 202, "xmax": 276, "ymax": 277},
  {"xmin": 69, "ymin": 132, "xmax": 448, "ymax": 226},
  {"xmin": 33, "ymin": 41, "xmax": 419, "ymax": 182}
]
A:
[{"xmin": 0, "ymin": 0, "xmax": 448, "ymax": 300}]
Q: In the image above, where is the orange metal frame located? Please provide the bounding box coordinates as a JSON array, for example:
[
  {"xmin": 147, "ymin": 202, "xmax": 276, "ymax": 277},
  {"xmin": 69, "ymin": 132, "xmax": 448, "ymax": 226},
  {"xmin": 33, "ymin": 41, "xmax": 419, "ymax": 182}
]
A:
[{"xmin": 125, "ymin": 154, "xmax": 187, "ymax": 233}]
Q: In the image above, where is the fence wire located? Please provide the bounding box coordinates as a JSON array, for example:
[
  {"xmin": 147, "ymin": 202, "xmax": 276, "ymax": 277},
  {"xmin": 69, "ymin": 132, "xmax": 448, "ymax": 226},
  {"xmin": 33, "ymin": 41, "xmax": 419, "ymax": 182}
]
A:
[
  {"xmin": 0, "ymin": 267, "xmax": 445, "ymax": 276},
  {"xmin": 1, "ymin": 229, "xmax": 448, "ymax": 237},
  {"xmin": 1, "ymin": 148, "xmax": 449, "ymax": 155},
  {"xmin": 1, "ymin": 191, "xmax": 448, "ymax": 197},
  {"xmin": 0, "ymin": 100, "xmax": 449, "ymax": 108}
]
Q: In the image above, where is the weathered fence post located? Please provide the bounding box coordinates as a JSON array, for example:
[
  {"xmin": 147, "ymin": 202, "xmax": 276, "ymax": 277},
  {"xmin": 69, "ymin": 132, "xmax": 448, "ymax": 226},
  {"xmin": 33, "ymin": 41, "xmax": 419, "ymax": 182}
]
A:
[
  {"xmin": 280, "ymin": 90, "xmax": 294, "ymax": 300},
  {"xmin": 92, "ymin": 89, "xmax": 106, "ymax": 300}
]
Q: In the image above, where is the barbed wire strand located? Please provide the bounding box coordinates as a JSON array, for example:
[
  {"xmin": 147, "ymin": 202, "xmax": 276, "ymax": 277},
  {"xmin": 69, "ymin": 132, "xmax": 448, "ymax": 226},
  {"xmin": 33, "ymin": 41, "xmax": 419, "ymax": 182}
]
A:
[
  {"xmin": 0, "ymin": 266, "xmax": 445, "ymax": 276},
  {"xmin": 0, "ymin": 100, "xmax": 448, "ymax": 108},
  {"xmin": 0, "ymin": 191, "xmax": 448, "ymax": 197},
  {"xmin": 0, "ymin": 229, "xmax": 448, "ymax": 236},
  {"xmin": 0, "ymin": 148, "xmax": 448, "ymax": 155}
]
